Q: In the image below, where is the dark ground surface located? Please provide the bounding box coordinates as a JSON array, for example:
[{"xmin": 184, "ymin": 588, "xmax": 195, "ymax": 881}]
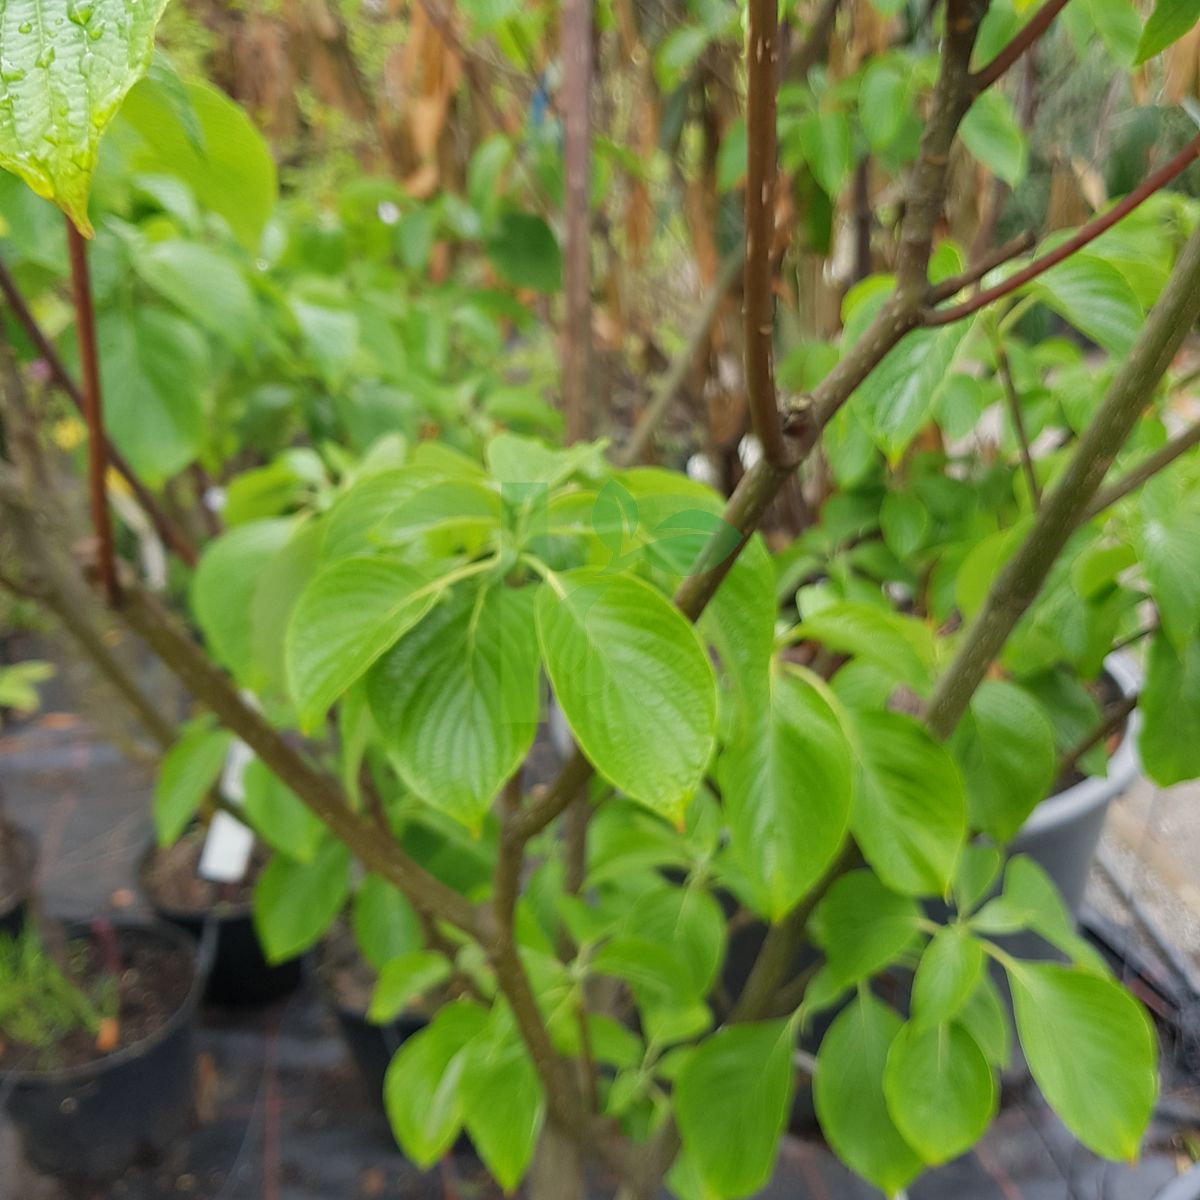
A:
[{"xmin": 1, "ymin": 709, "xmax": 1198, "ymax": 1199}]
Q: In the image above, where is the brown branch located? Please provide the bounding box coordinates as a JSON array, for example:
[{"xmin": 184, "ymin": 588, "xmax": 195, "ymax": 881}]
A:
[
  {"xmin": 988, "ymin": 320, "xmax": 1041, "ymax": 506},
  {"xmin": 0, "ymin": 253, "xmax": 199, "ymax": 567},
  {"xmin": 1083, "ymin": 420, "xmax": 1200, "ymax": 520},
  {"xmin": 970, "ymin": 0, "xmax": 1072, "ymax": 91},
  {"xmin": 744, "ymin": 0, "xmax": 789, "ymax": 466},
  {"xmin": 66, "ymin": 220, "xmax": 118, "ymax": 605},
  {"xmin": 116, "ymin": 580, "xmax": 483, "ymax": 936},
  {"xmin": 926, "ymin": 230, "xmax": 1037, "ymax": 304},
  {"xmin": 924, "ymin": 224, "xmax": 1200, "ymax": 739},
  {"xmin": 562, "ymin": 0, "xmax": 593, "ymax": 444},
  {"xmin": 615, "ymin": 246, "xmax": 745, "ymax": 467},
  {"xmin": 925, "ymin": 133, "xmax": 1200, "ymax": 327}
]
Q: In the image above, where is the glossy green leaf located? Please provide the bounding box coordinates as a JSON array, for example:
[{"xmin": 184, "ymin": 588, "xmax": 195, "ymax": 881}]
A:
[
  {"xmin": 121, "ymin": 78, "xmax": 277, "ymax": 248},
  {"xmin": 0, "ymin": 0, "xmax": 170, "ymax": 233},
  {"xmin": 153, "ymin": 724, "xmax": 232, "ymax": 845},
  {"xmin": 1136, "ymin": 481, "xmax": 1200, "ymax": 649},
  {"xmin": 537, "ymin": 569, "xmax": 717, "ymax": 824},
  {"xmin": 717, "ymin": 670, "xmax": 852, "ymax": 919},
  {"xmin": 590, "ymin": 935, "xmax": 700, "ymax": 1007},
  {"xmin": 1027, "ymin": 253, "xmax": 1143, "ymax": 356},
  {"xmin": 1009, "ymin": 962, "xmax": 1157, "ymax": 1159},
  {"xmin": 884, "ymin": 1021, "xmax": 998, "ymax": 1163},
  {"xmin": 384, "ymin": 1001, "xmax": 488, "ymax": 1165},
  {"xmin": 814, "ymin": 993, "xmax": 923, "ymax": 1196},
  {"xmin": 486, "ymin": 211, "xmax": 561, "ymax": 293},
  {"xmin": 92, "ymin": 307, "xmax": 206, "ymax": 484},
  {"xmin": 912, "ymin": 926, "xmax": 985, "ymax": 1027},
  {"xmin": 252, "ymin": 840, "xmax": 350, "ymax": 962},
  {"xmin": 960, "ymin": 89, "xmax": 1027, "ymax": 186},
  {"xmin": 798, "ymin": 111, "xmax": 852, "ymax": 198},
  {"xmin": 812, "ymin": 870, "xmax": 921, "ymax": 987},
  {"xmin": 1135, "ymin": 0, "xmax": 1200, "ymax": 62},
  {"xmin": 353, "ymin": 875, "xmax": 423, "ymax": 971},
  {"xmin": 134, "ymin": 240, "xmax": 255, "ymax": 346},
  {"xmin": 860, "ymin": 60, "xmax": 909, "ymax": 152},
  {"xmin": 192, "ymin": 519, "xmax": 296, "ymax": 681},
  {"xmin": 461, "ymin": 1039, "xmax": 545, "ymax": 1192},
  {"xmin": 369, "ymin": 951, "xmax": 452, "ymax": 1024},
  {"xmin": 624, "ymin": 886, "xmax": 725, "ymax": 996},
  {"xmin": 241, "ymin": 759, "xmax": 325, "ymax": 863},
  {"xmin": 880, "ymin": 492, "xmax": 929, "ymax": 559},
  {"xmin": 850, "ymin": 710, "xmax": 967, "ymax": 896},
  {"xmin": 367, "ymin": 584, "xmax": 540, "ymax": 830},
  {"xmin": 675, "ymin": 1020, "xmax": 794, "ymax": 1198},
  {"xmin": 1139, "ymin": 631, "xmax": 1200, "ymax": 786},
  {"xmin": 794, "ymin": 602, "xmax": 936, "ymax": 693},
  {"xmin": 957, "ymin": 973, "xmax": 1012, "ymax": 1069},
  {"xmin": 286, "ymin": 558, "xmax": 442, "ymax": 730},
  {"xmin": 951, "ymin": 680, "xmax": 1057, "ymax": 841}
]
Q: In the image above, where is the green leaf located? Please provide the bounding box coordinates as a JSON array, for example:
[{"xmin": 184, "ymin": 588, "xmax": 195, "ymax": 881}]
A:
[
  {"xmin": 92, "ymin": 307, "xmax": 206, "ymax": 484},
  {"xmin": 384, "ymin": 1001, "xmax": 488, "ymax": 1165},
  {"xmin": 884, "ymin": 1021, "xmax": 998, "ymax": 1164},
  {"xmin": 860, "ymin": 61, "xmax": 909, "ymax": 153},
  {"xmin": 794, "ymin": 602, "xmax": 936, "ymax": 693},
  {"xmin": 951, "ymin": 680, "xmax": 1057, "ymax": 841},
  {"xmin": 120, "ymin": 78, "xmax": 277, "ymax": 249},
  {"xmin": 850, "ymin": 710, "xmax": 967, "ymax": 896},
  {"xmin": 675, "ymin": 1021, "xmax": 794, "ymax": 1198},
  {"xmin": 624, "ymin": 887, "xmax": 725, "ymax": 996},
  {"xmin": 486, "ymin": 211, "xmax": 561, "ymax": 293},
  {"xmin": 1139, "ymin": 631, "xmax": 1200, "ymax": 786},
  {"xmin": 1137, "ymin": 481, "xmax": 1200, "ymax": 648},
  {"xmin": 369, "ymin": 951, "xmax": 452, "ymax": 1023},
  {"xmin": 960, "ymin": 89, "xmax": 1027, "ymax": 186},
  {"xmin": 537, "ymin": 569, "xmax": 717, "ymax": 824},
  {"xmin": 353, "ymin": 875, "xmax": 423, "ymax": 971},
  {"xmin": 461, "ymin": 1040, "xmax": 545, "ymax": 1192},
  {"xmin": 590, "ymin": 935, "xmax": 700, "ymax": 1007},
  {"xmin": 853, "ymin": 323, "xmax": 970, "ymax": 460},
  {"xmin": 252, "ymin": 840, "xmax": 350, "ymax": 962},
  {"xmin": 153, "ymin": 724, "xmax": 232, "ymax": 845},
  {"xmin": 291, "ymin": 298, "xmax": 358, "ymax": 388},
  {"xmin": 814, "ymin": 993, "xmax": 923, "ymax": 1196},
  {"xmin": 1135, "ymin": 0, "xmax": 1200, "ymax": 62},
  {"xmin": 134, "ymin": 240, "xmax": 255, "ymax": 347},
  {"xmin": 1088, "ymin": 0, "xmax": 1142, "ymax": 63},
  {"xmin": 192, "ymin": 519, "xmax": 296, "ymax": 681},
  {"xmin": 241, "ymin": 759, "xmax": 326, "ymax": 863},
  {"xmin": 654, "ymin": 25, "xmax": 710, "ymax": 90},
  {"xmin": 0, "ymin": 0, "xmax": 170, "ymax": 233},
  {"xmin": 880, "ymin": 492, "xmax": 929, "ymax": 559},
  {"xmin": 0, "ymin": 660, "xmax": 52, "ymax": 710},
  {"xmin": 1027, "ymin": 253, "xmax": 1143, "ymax": 356},
  {"xmin": 812, "ymin": 870, "xmax": 921, "ymax": 987},
  {"xmin": 717, "ymin": 670, "xmax": 852, "ymax": 919},
  {"xmin": 249, "ymin": 518, "xmax": 323, "ymax": 697},
  {"xmin": 1009, "ymin": 962, "xmax": 1157, "ymax": 1159},
  {"xmin": 322, "ymin": 467, "xmax": 446, "ymax": 561},
  {"xmin": 367, "ymin": 584, "xmax": 540, "ymax": 830},
  {"xmin": 286, "ymin": 559, "xmax": 442, "ymax": 730},
  {"xmin": 912, "ymin": 926, "xmax": 985, "ymax": 1027},
  {"xmin": 798, "ymin": 111, "xmax": 852, "ymax": 198},
  {"xmin": 957, "ymin": 973, "xmax": 1012, "ymax": 1069}
]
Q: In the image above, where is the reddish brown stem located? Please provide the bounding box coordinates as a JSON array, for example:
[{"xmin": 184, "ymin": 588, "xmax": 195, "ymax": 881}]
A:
[
  {"xmin": 970, "ymin": 0, "xmax": 1072, "ymax": 91},
  {"xmin": 66, "ymin": 220, "xmax": 118, "ymax": 604},
  {"xmin": 926, "ymin": 230, "xmax": 1036, "ymax": 304},
  {"xmin": 0, "ymin": 257, "xmax": 199, "ymax": 566},
  {"xmin": 925, "ymin": 134, "xmax": 1200, "ymax": 327},
  {"xmin": 744, "ymin": 0, "xmax": 789, "ymax": 466}
]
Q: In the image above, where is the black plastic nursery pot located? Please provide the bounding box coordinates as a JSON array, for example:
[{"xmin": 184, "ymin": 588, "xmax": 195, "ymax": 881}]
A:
[
  {"xmin": 139, "ymin": 841, "xmax": 303, "ymax": 1007},
  {"xmin": 0, "ymin": 822, "xmax": 36, "ymax": 938},
  {"xmin": 1, "ymin": 919, "xmax": 209, "ymax": 1183}
]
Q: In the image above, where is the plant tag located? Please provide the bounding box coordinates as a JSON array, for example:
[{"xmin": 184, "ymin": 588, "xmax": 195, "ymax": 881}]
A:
[{"xmin": 198, "ymin": 736, "xmax": 256, "ymax": 883}]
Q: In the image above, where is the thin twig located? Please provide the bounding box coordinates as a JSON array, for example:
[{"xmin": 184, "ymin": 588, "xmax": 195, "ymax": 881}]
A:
[
  {"xmin": 924, "ymin": 134, "xmax": 1200, "ymax": 327},
  {"xmin": 66, "ymin": 220, "xmax": 118, "ymax": 605},
  {"xmin": 987, "ymin": 318, "xmax": 1041, "ymax": 506},
  {"xmin": 1083, "ymin": 420, "xmax": 1200, "ymax": 519},
  {"xmin": 1056, "ymin": 693, "xmax": 1138, "ymax": 785},
  {"xmin": 970, "ymin": 0, "xmax": 1072, "ymax": 91},
  {"xmin": 0, "ymin": 260, "xmax": 199, "ymax": 566},
  {"xmin": 926, "ymin": 230, "xmax": 1036, "ymax": 304},
  {"xmin": 616, "ymin": 247, "xmax": 745, "ymax": 466}
]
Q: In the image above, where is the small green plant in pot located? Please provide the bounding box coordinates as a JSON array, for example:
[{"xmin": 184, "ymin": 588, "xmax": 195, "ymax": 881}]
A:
[{"xmin": 4, "ymin": 0, "xmax": 1200, "ymax": 1197}]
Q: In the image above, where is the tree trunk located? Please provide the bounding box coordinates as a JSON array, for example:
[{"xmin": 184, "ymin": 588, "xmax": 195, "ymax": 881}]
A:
[{"xmin": 529, "ymin": 1124, "xmax": 587, "ymax": 1200}]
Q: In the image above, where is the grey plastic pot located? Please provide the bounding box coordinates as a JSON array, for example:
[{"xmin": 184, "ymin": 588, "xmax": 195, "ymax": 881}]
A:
[{"xmin": 1155, "ymin": 1164, "xmax": 1200, "ymax": 1200}]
